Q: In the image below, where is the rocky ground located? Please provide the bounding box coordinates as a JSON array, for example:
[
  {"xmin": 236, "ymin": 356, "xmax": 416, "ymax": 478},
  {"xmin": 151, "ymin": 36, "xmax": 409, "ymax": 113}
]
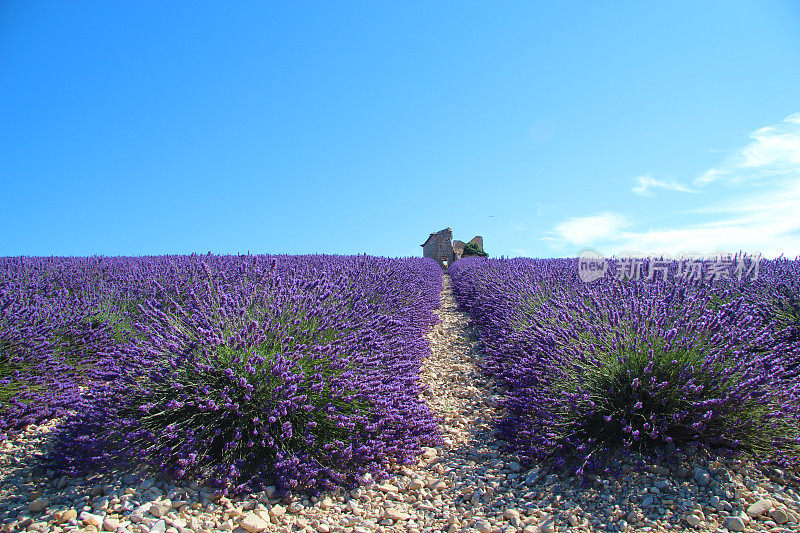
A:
[{"xmin": 2, "ymin": 275, "xmax": 800, "ymax": 533}]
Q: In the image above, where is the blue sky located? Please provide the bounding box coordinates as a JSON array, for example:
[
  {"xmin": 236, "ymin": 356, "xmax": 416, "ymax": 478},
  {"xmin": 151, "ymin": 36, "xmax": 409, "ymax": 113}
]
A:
[{"xmin": 2, "ymin": 1, "xmax": 800, "ymax": 258}]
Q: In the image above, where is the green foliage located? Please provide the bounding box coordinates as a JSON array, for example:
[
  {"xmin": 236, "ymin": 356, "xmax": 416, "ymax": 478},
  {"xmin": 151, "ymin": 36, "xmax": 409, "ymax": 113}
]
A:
[
  {"xmin": 557, "ymin": 326, "xmax": 797, "ymax": 456},
  {"xmin": 462, "ymin": 242, "xmax": 487, "ymax": 258},
  {"xmin": 0, "ymin": 340, "xmax": 43, "ymax": 404},
  {"xmin": 774, "ymin": 295, "xmax": 800, "ymax": 332}
]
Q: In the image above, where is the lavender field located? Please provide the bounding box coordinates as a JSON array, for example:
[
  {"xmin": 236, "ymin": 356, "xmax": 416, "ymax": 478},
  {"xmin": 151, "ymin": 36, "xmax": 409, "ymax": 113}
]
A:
[{"xmin": 3, "ymin": 254, "xmax": 800, "ymax": 533}]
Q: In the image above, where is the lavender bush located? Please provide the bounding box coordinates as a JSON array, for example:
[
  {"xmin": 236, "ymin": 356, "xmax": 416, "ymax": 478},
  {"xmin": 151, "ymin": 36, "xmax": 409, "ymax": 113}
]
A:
[
  {"xmin": 2, "ymin": 254, "xmax": 442, "ymax": 494},
  {"xmin": 450, "ymin": 256, "xmax": 800, "ymax": 473}
]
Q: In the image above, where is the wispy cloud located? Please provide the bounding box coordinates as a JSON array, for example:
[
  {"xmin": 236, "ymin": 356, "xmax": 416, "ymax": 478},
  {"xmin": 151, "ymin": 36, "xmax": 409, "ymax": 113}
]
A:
[
  {"xmin": 624, "ymin": 178, "xmax": 800, "ymax": 257},
  {"xmin": 696, "ymin": 112, "xmax": 800, "ymax": 185},
  {"xmin": 553, "ymin": 212, "xmax": 628, "ymax": 246},
  {"xmin": 632, "ymin": 175, "xmax": 696, "ymax": 197},
  {"xmin": 548, "ymin": 113, "xmax": 800, "ymax": 259}
]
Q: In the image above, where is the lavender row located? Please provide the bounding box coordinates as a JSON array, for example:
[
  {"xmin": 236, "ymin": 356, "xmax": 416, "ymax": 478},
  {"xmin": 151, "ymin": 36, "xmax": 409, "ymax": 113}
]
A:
[
  {"xmin": 1, "ymin": 254, "xmax": 443, "ymax": 494},
  {"xmin": 449, "ymin": 256, "xmax": 800, "ymax": 474}
]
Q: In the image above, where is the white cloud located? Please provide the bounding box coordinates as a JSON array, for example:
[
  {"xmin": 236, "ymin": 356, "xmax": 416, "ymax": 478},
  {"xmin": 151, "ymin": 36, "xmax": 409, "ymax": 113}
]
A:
[
  {"xmin": 548, "ymin": 113, "xmax": 800, "ymax": 259},
  {"xmin": 612, "ymin": 179, "xmax": 800, "ymax": 258},
  {"xmin": 696, "ymin": 112, "xmax": 800, "ymax": 184},
  {"xmin": 632, "ymin": 175, "xmax": 696, "ymax": 197},
  {"xmin": 553, "ymin": 212, "xmax": 628, "ymax": 246}
]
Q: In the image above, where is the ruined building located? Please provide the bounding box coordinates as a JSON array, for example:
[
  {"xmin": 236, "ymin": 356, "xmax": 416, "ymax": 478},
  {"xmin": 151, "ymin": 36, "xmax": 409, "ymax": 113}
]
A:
[{"xmin": 421, "ymin": 228, "xmax": 484, "ymax": 268}]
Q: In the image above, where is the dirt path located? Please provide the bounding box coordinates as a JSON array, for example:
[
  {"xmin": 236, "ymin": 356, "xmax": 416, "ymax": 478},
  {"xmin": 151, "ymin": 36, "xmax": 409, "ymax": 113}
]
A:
[{"xmin": 410, "ymin": 273, "xmax": 543, "ymax": 532}]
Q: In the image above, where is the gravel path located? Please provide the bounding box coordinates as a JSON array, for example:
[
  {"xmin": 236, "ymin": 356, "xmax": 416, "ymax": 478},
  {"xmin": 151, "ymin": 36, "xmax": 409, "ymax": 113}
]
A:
[{"xmin": 3, "ymin": 275, "xmax": 800, "ymax": 533}]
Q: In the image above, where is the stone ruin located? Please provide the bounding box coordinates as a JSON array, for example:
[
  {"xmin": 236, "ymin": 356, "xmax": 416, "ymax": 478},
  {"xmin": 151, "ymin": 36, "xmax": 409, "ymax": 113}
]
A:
[{"xmin": 421, "ymin": 228, "xmax": 484, "ymax": 269}]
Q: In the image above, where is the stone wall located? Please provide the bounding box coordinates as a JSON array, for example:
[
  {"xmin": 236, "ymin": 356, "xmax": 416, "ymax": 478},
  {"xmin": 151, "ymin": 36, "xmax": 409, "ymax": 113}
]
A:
[
  {"xmin": 422, "ymin": 229, "xmax": 485, "ymax": 268},
  {"xmin": 422, "ymin": 228, "xmax": 455, "ymax": 268},
  {"xmin": 452, "ymin": 240, "xmax": 466, "ymax": 259}
]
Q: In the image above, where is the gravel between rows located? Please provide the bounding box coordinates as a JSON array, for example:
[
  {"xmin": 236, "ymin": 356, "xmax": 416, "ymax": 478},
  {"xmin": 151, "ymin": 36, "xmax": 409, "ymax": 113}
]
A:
[{"xmin": 2, "ymin": 274, "xmax": 800, "ymax": 533}]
